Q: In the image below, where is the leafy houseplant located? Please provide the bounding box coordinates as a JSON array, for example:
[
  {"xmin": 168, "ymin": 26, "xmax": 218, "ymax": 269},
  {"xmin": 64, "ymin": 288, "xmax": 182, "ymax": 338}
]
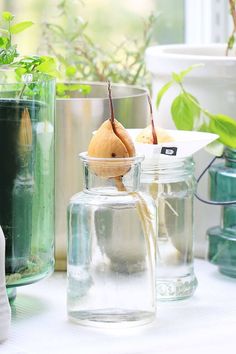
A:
[
  {"xmin": 0, "ymin": 11, "xmax": 56, "ymax": 293},
  {"xmin": 155, "ymin": 64, "xmax": 236, "ymax": 156}
]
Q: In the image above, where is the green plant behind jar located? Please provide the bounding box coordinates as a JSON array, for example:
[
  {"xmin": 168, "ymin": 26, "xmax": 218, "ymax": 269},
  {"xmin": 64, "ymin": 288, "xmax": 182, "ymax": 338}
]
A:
[
  {"xmin": 155, "ymin": 0, "xmax": 236, "ymax": 156},
  {"xmin": 41, "ymin": 0, "xmax": 157, "ymax": 90},
  {"xmin": 156, "ymin": 65, "xmax": 236, "ymax": 156},
  {"xmin": 0, "ymin": 11, "xmax": 58, "ymax": 98}
]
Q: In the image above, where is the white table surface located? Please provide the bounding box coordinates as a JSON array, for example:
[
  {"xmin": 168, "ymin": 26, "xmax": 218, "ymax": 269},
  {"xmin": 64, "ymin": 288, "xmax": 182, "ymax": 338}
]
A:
[{"xmin": 1, "ymin": 258, "xmax": 236, "ymax": 354}]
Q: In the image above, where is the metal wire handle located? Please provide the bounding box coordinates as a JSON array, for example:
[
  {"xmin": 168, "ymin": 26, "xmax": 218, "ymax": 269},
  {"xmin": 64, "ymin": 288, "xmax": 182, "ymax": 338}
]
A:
[{"xmin": 195, "ymin": 154, "xmax": 236, "ymax": 205}]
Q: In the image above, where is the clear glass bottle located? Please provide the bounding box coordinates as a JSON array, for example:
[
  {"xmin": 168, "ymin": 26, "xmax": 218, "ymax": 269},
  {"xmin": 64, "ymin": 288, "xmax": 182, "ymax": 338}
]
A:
[
  {"xmin": 140, "ymin": 156, "xmax": 197, "ymax": 300},
  {"xmin": 207, "ymin": 147, "xmax": 236, "ymax": 278},
  {"xmin": 0, "ymin": 69, "xmax": 55, "ymax": 300},
  {"xmin": 67, "ymin": 153, "xmax": 156, "ymax": 327}
]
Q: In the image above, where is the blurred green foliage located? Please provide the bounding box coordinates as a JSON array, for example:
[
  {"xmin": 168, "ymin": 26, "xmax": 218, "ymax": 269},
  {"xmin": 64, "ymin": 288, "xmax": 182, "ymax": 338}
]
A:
[{"xmin": 42, "ymin": 0, "xmax": 158, "ymax": 88}]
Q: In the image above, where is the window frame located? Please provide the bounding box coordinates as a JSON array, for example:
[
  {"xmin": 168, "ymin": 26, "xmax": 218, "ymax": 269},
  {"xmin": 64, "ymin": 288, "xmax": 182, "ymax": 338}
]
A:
[{"xmin": 184, "ymin": 0, "xmax": 230, "ymax": 44}]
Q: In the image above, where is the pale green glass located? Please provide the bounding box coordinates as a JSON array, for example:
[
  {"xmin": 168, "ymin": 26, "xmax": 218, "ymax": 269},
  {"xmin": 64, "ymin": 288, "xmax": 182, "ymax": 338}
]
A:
[
  {"xmin": 0, "ymin": 69, "xmax": 55, "ymax": 297},
  {"xmin": 207, "ymin": 147, "xmax": 236, "ymax": 278}
]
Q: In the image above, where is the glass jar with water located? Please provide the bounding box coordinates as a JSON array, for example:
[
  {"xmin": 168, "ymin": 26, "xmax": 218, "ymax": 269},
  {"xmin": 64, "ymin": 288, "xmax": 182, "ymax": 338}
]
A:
[
  {"xmin": 67, "ymin": 153, "xmax": 156, "ymax": 327},
  {"xmin": 0, "ymin": 69, "xmax": 55, "ymax": 301},
  {"xmin": 140, "ymin": 156, "xmax": 197, "ymax": 300}
]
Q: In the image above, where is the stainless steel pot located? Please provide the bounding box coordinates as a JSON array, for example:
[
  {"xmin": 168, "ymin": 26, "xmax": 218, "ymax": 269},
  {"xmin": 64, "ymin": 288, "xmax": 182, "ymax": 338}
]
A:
[{"xmin": 55, "ymin": 82, "xmax": 148, "ymax": 269}]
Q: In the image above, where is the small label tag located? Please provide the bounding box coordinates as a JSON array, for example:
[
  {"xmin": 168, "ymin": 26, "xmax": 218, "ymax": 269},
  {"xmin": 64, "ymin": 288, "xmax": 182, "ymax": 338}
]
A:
[{"xmin": 161, "ymin": 147, "xmax": 177, "ymax": 156}]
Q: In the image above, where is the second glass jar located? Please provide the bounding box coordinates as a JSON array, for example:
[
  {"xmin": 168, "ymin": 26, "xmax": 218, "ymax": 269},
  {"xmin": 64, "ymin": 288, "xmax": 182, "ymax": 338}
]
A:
[{"xmin": 140, "ymin": 156, "xmax": 197, "ymax": 300}]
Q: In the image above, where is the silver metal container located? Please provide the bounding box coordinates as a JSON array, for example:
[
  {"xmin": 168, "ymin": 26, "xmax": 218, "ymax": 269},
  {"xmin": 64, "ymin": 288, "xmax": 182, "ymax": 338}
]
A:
[{"xmin": 55, "ymin": 82, "xmax": 148, "ymax": 269}]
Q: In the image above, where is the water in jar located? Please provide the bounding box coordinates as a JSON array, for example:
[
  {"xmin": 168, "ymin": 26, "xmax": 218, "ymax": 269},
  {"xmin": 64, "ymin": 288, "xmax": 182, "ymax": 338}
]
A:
[
  {"xmin": 142, "ymin": 178, "xmax": 197, "ymax": 300},
  {"xmin": 67, "ymin": 191, "xmax": 156, "ymax": 327}
]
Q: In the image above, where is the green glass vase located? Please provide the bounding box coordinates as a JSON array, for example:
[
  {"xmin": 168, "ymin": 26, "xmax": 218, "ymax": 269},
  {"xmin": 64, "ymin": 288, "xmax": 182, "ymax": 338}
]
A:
[
  {"xmin": 0, "ymin": 69, "xmax": 55, "ymax": 299},
  {"xmin": 207, "ymin": 147, "xmax": 236, "ymax": 278}
]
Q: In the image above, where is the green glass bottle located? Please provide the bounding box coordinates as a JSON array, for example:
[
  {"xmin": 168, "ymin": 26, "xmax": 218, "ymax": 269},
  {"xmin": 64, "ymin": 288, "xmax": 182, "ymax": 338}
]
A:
[{"xmin": 207, "ymin": 147, "xmax": 236, "ymax": 278}]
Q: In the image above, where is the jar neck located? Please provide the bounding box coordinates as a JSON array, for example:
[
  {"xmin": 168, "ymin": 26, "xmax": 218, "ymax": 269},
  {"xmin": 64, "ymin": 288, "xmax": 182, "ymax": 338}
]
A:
[
  {"xmin": 224, "ymin": 147, "xmax": 236, "ymax": 167},
  {"xmin": 81, "ymin": 154, "xmax": 143, "ymax": 195},
  {"xmin": 141, "ymin": 157, "xmax": 195, "ymax": 182}
]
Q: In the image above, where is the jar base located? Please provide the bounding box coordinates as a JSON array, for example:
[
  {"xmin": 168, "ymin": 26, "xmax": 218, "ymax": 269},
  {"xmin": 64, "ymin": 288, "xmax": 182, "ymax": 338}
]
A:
[
  {"xmin": 207, "ymin": 226, "xmax": 236, "ymax": 278},
  {"xmin": 7, "ymin": 287, "xmax": 17, "ymax": 304},
  {"xmin": 219, "ymin": 266, "xmax": 236, "ymax": 278},
  {"xmin": 68, "ymin": 309, "xmax": 155, "ymax": 328},
  {"xmin": 6, "ymin": 264, "xmax": 54, "ymax": 288},
  {"xmin": 156, "ymin": 274, "xmax": 198, "ymax": 301}
]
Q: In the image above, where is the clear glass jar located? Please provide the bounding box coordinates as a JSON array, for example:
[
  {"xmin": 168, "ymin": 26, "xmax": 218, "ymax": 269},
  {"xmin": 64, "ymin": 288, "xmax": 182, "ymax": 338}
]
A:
[
  {"xmin": 207, "ymin": 147, "xmax": 236, "ymax": 278},
  {"xmin": 67, "ymin": 153, "xmax": 156, "ymax": 327},
  {"xmin": 0, "ymin": 69, "xmax": 55, "ymax": 300},
  {"xmin": 140, "ymin": 156, "xmax": 197, "ymax": 300}
]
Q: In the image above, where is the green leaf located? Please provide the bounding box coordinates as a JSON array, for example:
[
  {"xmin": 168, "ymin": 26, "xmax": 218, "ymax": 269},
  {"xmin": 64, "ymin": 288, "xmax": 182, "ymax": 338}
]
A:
[
  {"xmin": 178, "ymin": 64, "xmax": 204, "ymax": 81},
  {"xmin": 68, "ymin": 84, "xmax": 91, "ymax": 94},
  {"xmin": 208, "ymin": 114, "xmax": 236, "ymax": 148},
  {"xmin": 10, "ymin": 21, "xmax": 34, "ymax": 34},
  {"xmin": 56, "ymin": 83, "xmax": 67, "ymax": 96},
  {"xmin": 198, "ymin": 122, "xmax": 209, "ymax": 132},
  {"xmin": 0, "ymin": 45, "xmax": 18, "ymax": 64},
  {"xmin": 65, "ymin": 65, "xmax": 76, "ymax": 77},
  {"xmin": 56, "ymin": 83, "xmax": 91, "ymax": 97},
  {"xmin": 171, "ymin": 93, "xmax": 200, "ymax": 130},
  {"xmin": 227, "ymin": 35, "xmax": 235, "ymax": 50},
  {"xmin": 156, "ymin": 81, "xmax": 174, "ymax": 110},
  {"xmin": 0, "ymin": 28, "xmax": 9, "ymax": 35},
  {"xmin": 0, "ymin": 37, "xmax": 9, "ymax": 48},
  {"xmin": 36, "ymin": 57, "xmax": 59, "ymax": 77},
  {"xmin": 172, "ymin": 64, "xmax": 204, "ymax": 84},
  {"xmin": 172, "ymin": 72, "xmax": 181, "ymax": 83},
  {"xmin": 2, "ymin": 12, "xmax": 14, "ymax": 22},
  {"xmin": 15, "ymin": 66, "xmax": 27, "ymax": 78}
]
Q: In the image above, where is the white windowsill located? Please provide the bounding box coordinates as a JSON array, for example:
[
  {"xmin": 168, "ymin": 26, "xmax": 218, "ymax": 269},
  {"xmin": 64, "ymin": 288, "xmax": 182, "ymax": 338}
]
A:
[{"xmin": 2, "ymin": 258, "xmax": 236, "ymax": 354}]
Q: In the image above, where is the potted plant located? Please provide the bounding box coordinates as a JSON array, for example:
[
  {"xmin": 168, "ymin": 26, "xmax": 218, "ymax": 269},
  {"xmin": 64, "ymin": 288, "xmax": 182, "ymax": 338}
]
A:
[
  {"xmin": 145, "ymin": 1, "xmax": 236, "ymax": 264},
  {"xmin": 0, "ymin": 11, "xmax": 57, "ymax": 298}
]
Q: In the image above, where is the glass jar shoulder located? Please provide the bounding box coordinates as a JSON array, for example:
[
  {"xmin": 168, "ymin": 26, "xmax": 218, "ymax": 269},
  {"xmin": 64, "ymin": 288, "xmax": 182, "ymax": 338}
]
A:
[
  {"xmin": 141, "ymin": 175, "xmax": 196, "ymax": 197},
  {"xmin": 209, "ymin": 163, "xmax": 236, "ymax": 178},
  {"xmin": 68, "ymin": 190, "xmax": 155, "ymax": 209}
]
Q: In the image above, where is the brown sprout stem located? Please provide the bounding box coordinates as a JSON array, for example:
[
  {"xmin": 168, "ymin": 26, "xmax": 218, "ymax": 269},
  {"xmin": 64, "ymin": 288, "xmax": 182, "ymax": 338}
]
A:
[
  {"xmin": 147, "ymin": 95, "xmax": 158, "ymax": 145},
  {"xmin": 107, "ymin": 80, "xmax": 117, "ymax": 134}
]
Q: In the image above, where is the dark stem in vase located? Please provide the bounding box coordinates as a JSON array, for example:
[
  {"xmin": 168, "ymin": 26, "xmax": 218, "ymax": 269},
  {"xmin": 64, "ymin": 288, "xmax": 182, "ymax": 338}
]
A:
[
  {"xmin": 107, "ymin": 80, "xmax": 118, "ymax": 135},
  {"xmin": 147, "ymin": 95, "xmax": 158, "ymax": 145}
]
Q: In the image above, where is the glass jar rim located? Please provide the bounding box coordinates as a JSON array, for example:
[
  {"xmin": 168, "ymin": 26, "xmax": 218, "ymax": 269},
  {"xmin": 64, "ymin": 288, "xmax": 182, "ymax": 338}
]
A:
[
  {"xmin": 0, "ymin": 68, "xmax": 55, "ymax": 85},
  {"xmin": 141, "ymin": 155, "xmax": 193, "ymax": 166},
  {"xmin": 80, "ymin": 152, "xmax": 144, "ymax": 164}
]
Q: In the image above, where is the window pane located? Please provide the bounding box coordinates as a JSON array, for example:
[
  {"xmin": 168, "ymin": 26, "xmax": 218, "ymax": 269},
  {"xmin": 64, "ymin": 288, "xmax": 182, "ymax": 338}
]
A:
[
  {"xmin": 2, "ymin": 0, "xmax": 185, "ymax": 53},
  {"xmin": 153, "ymin": 0, "xmax": 185, "ymax": 44}
]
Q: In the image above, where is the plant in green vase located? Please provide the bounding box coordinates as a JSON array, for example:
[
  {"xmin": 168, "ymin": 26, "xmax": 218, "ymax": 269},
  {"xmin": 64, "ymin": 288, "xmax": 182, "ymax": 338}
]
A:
[{"xmin": 0, "ymin": 11, "xmax": 56, "ymax": 294}]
